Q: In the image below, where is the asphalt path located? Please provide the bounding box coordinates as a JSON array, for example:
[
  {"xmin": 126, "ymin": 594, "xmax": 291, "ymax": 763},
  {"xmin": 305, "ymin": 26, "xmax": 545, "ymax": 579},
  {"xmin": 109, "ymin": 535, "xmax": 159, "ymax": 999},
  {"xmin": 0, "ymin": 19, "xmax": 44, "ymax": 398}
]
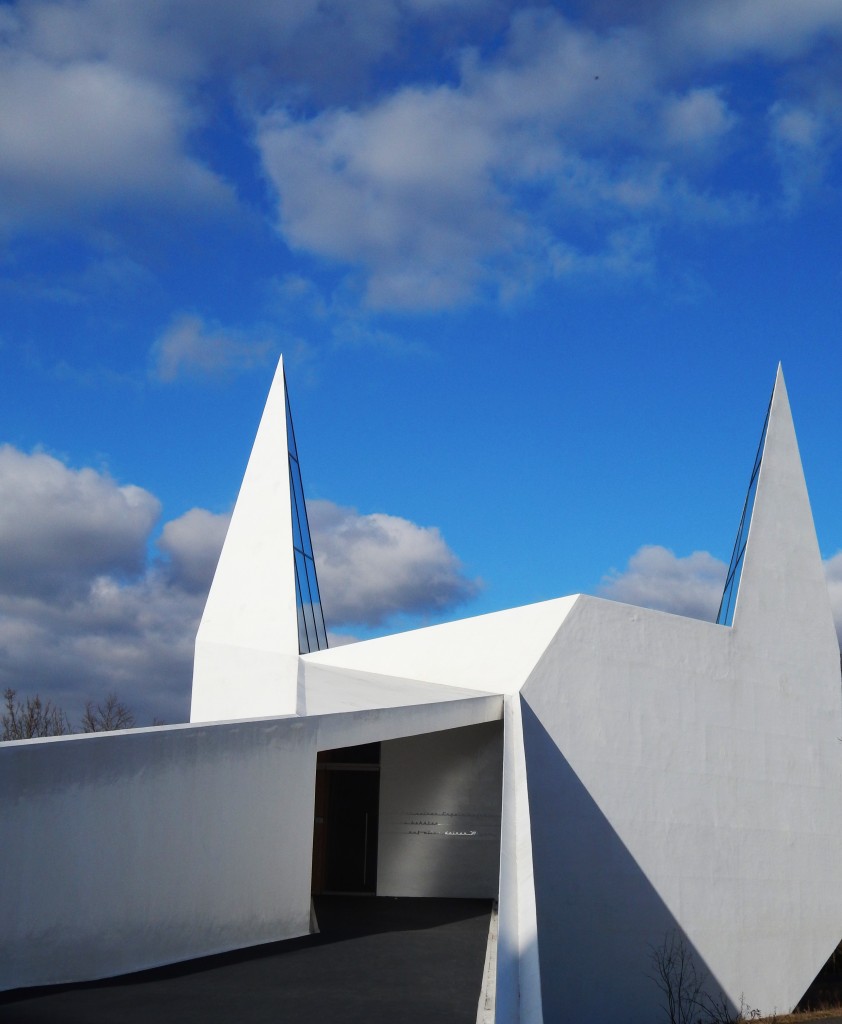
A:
[{"xmin": 0, "ymin": 897, "xmax": 492, "ymax": 1024}]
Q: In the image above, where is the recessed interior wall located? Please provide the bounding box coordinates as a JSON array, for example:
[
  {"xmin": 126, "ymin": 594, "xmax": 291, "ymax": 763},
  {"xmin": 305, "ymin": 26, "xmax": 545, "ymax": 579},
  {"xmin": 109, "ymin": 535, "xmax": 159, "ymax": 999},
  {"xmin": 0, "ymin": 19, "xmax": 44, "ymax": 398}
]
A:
[{"xmin": 377, "ymin": 720, "xmax": 503, "ymax": 898}]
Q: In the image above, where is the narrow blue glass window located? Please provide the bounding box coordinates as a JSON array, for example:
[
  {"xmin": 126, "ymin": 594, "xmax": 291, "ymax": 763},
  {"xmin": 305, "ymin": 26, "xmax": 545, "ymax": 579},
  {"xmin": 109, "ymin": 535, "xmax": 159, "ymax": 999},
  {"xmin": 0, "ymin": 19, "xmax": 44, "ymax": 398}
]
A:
[
  {"xmin": 286, "ymin": 373, "xmax": 329, "ymax": 653},
  {"xmin": 716, "ymin": 392, "xmax": 773, "ymax": 626}
]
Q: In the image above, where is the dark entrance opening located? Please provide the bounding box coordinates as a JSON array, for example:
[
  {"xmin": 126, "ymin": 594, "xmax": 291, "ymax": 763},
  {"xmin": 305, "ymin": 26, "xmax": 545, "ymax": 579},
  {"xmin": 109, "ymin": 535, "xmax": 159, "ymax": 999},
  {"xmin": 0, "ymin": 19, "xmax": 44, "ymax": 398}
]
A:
[{"xmin": 312, "ymin": 743, "xmax": 380, "ymax": 895}]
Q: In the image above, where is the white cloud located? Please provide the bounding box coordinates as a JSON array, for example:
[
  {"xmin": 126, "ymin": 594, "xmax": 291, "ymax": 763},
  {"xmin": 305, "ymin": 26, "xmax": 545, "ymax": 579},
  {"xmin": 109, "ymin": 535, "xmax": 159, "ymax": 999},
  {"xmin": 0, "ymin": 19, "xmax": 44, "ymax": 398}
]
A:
[
  {"xmin": 256, "ymin": 10, "xmax": 750, "ymax": 309},
  {"xmin": 0, "ymin": 0, "xmax": 516, "ymax": 235},
  {"xmin": 821, "ymin": 553, "xmax": 842, "ymax": 646},
  {"xmin": 667, "ymin": 0, "xmax": 842, "ymax": 62},
  {"xmin": 326, "ymin": 630, "xmax": 360, "ymax": 647},
  {"xmin": 0, "ymin": 53, "xmax": 229, "ymax": 229},
  {"xmin": 2, "ymin": 0, "xmax": 839, "ymax": 304},
  {"xmin": 150, "ymin": 314, "xmax": 273, "ymax": 382},
  {"xmin": 158, "ymin": 507, "xmax": 231, "ymax": 593},
  {"xmin": 661, "ymin": 87, "xmax": 737, "ymax": 154},
  {"xmin": 0, "ymin": 0, "xmax": 439, "ymax": 231},
  {"xmin": 768, "ymin": 102, "xmax": 830, "ymax": 211},
  {"xmin": 598, "ymin": 545, "xmax": 727, "ymax": 621},
  {"xmin": 0, "ymin": 576, "xmax": 202, "ymax": 727},
  {"xmin": 257, "ymin": 93, "xmax": 504, "ymax": 308},
  {"xmin": 0, "ymin": 445, "xmax": 160, "ymax": 598},
  {"xmin": 309, "ymin": 499, "xmax": 481, "ymax": 627},
  {"xmin": 4, "ymin": 0, "xmax": 380, "ymax": 93},
  {"xmin": 0, "ymin": 446, "xmax": 480, "ymax": 725},
  {"xmin": 600, "ymin": 543, "xmax": 842, "ymax": 648},
  {"xmin": 0, "ymin": 446, "xmax": 193, "ymax": 724}
]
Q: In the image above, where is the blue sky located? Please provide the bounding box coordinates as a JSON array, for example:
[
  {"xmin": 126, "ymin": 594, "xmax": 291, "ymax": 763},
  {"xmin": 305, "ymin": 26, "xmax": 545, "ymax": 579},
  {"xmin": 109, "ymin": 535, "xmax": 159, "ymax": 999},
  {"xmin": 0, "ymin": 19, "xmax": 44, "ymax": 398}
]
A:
[{"xmin": 2, "ymin": 0, "xmax": 842, "ymax": 724}]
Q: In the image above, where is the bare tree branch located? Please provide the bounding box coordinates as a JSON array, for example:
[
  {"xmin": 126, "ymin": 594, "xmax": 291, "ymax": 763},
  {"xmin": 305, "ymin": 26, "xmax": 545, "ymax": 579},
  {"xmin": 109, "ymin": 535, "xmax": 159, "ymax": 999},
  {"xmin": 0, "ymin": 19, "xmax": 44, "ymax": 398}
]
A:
[
  {"xmin": 80, "ymin": 693, "xmax": 135, "ymax": 733},
  {"xmin": 2, "ymin": 688, "xmax": 138, "ymax": 740},
  {"xmin": 2, "ymin": 687, "xmax": 72, "ymax": 740}
]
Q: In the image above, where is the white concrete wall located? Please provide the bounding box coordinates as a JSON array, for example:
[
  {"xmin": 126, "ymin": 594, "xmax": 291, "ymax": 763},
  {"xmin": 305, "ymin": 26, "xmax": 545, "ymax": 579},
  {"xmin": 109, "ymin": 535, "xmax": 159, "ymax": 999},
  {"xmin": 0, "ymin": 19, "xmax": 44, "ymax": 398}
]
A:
[
  {"xmin": 515, "ymin": 371, "xmax": 842, "ymax": 1023},
  {"xmin": 520, "ymin": 573, "xmax": 842, "ymax": 1017},
  {"xmin": 1, "ymin": 695, "xmax": 504, "ymax": 993},
  {"xmin": 377, "ymin": 721, "xmax": 503, "ymax": 897},
  {"xmin": 520, "ymin": 591, "xmax": 839, "ymax": 1021},
  {"xmin": 0, "ymin": 718, "xmax": 318, "ymax": 991},
  {"xmin": 495, "ymin": 695, "xmax": 543, "ymax": 1024}
]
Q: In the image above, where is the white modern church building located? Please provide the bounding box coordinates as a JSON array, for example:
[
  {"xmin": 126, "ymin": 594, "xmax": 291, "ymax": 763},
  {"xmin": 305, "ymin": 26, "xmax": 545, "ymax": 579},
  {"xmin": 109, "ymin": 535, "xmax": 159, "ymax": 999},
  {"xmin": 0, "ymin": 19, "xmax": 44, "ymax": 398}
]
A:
[{"xmin": 2, "ymin": 362, "xmax": 842, "ymax": 1023}]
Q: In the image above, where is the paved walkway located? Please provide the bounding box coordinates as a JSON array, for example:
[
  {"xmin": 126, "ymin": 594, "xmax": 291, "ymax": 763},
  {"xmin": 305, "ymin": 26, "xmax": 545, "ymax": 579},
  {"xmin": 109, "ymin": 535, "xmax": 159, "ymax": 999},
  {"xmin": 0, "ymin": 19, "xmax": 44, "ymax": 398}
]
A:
[{"xmin": 0, "ymin": 897, "xmax": 492, "ymax": 1024}]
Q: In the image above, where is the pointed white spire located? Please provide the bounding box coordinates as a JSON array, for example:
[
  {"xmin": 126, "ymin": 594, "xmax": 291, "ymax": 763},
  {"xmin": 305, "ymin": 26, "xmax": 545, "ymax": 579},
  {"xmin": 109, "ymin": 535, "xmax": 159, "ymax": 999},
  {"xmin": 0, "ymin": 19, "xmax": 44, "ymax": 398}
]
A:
[
  {"xmin": 732, "ymin": 365, "xmax": 836, "ymax": 652},
  {"xmin": 190, "ymin": 357, "xmax": 300, "ymax": 722}
]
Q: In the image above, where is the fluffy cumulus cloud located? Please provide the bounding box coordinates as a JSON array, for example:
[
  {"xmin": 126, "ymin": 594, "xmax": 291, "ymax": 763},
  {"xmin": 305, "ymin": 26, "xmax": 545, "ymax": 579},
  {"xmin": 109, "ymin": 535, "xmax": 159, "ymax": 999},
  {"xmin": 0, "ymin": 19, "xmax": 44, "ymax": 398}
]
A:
[
  {"xmin": 601, "ymin": 542, "xmax": 842, "ymax": 645},
  {"xmin": 150, "ymin": 314, "xmax": 273, "ymax": 382},
  {"xmin": 0, "ymin": 448, "xmax": 479, "ymax": 728},
  {"xmin": 0, "ymin": 447, "xmax": 201, "ymax": 724},
  {"xmin": 309, "ymin": 499, "xmax": 481, "ymax": 627},
  {"xmin": 599, "ymin": 545, "xmax": 728, "ymax": 621},
  {"xmin": 0, "ymin": 50, "xmax": 229, "ymax": 229},
  {"xmin": 252, "ymin": 0, "xmax": 842, "ymax": 306},
  {"xmin": 0, "ymin": 0, "xmax": 501, "ymax": 233},
  {"xmin": 257, "ymin": 11, "xmax": 751, "ymax": 307},
  {"xmin": 2, "ymin": 1, "xmax": 841, "ymax": 304},
  {"xmin": 158, "ymin": 508, "xmax": 231, "ymax": 593},
  {"xmin": 0, "ymin": 445, "xmax": 160, "ymax": 598}
]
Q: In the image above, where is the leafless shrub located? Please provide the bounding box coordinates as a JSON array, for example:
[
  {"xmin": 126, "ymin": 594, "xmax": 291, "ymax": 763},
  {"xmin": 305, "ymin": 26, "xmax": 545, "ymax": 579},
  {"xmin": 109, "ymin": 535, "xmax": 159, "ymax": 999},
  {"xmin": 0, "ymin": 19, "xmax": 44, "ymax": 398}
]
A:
[
  {"xmin": 2, "ymin": 687, "xmax": 138, "ymax": 740},
  {"xmin": 651, "ymin": 930, "xmax": 707, "ymax": 1024},
  {"xmin": 2, "ymin": 687, "xmax": 72, "ymax": 740},
  {"xmin": 80, "ymin": 693, "xmax": 135, "ymax": 732},
  {"xmin": 650, "ymin": 931, "xmax": 761, "ymax": 1024}
]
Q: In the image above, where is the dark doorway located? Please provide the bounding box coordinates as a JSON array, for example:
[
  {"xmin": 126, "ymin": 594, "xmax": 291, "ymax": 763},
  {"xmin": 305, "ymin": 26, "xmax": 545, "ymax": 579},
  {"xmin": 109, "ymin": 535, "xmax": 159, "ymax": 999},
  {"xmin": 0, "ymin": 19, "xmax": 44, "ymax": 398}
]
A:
[{"xmin": 312, "ymin": 743, "xmax": 380, "ymax": 895}]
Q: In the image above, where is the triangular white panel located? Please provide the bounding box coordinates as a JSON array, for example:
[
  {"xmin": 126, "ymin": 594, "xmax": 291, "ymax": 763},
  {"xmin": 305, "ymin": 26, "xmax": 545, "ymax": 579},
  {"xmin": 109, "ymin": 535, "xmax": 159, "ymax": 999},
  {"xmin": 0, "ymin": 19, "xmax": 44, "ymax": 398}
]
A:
[
  {"xmin": 732, "ymin": 366, "xmax": 837, "ymax": 650},
  {"xmin": 190, "ymin": 358, "xmax": 299, "ymax": 722},
  {"xmin": 305, "ymin": 596, "xmax": 579, "ymax": 696}
]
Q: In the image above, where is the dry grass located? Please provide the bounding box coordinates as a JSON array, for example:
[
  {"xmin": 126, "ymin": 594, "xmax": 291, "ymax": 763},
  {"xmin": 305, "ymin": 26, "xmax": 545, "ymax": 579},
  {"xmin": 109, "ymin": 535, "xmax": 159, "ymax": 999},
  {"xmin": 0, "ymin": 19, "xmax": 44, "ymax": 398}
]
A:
[
  {"xmin": 729, "ymin": 940, "xmax": 842, "ymax": 1023},
  {"xmin": 757, "ymin": 1012, "xmax": 842, "ymax": 1023}
]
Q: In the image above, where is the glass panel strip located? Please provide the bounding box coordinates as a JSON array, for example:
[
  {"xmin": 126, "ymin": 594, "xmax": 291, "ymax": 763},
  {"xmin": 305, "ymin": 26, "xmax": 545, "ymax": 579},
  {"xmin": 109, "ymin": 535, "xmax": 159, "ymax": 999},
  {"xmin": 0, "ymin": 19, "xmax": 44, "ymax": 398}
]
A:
[
  {"xmin": 285, "ymin": 370, "xmax": 329, "ymax": 654},
  {"xmin": 716, "ymin": 390, "xmax": 773, "ymax": 627}
]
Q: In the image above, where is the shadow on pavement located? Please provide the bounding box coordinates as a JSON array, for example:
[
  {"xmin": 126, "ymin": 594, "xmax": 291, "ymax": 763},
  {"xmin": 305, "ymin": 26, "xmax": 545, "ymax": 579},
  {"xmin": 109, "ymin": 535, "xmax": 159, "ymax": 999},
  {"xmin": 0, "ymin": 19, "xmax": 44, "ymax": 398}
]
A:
[{"xmin": 1, "ymin": 896, "xmax": 492, "ymax": 1024}]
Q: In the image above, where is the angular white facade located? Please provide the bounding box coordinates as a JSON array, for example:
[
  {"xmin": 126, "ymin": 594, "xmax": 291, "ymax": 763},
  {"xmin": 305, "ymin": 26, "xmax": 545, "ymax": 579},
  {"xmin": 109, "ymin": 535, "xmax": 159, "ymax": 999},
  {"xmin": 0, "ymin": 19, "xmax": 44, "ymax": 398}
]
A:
[
  {"xmin": 2, "ymin": 364, "xmax": 841, "ymax": 1024},
  {"xmin": 191, "ymin": 358, "xmax": 300, "ymax": 722}
]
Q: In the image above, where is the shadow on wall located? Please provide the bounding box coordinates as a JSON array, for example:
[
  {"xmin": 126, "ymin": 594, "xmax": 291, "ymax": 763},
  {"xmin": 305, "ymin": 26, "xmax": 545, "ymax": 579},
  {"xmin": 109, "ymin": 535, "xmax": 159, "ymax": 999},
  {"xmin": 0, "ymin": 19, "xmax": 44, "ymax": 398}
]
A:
[{"xmin": 520, "ymin": 701, "xmax": 734, "ymax": 1024}]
